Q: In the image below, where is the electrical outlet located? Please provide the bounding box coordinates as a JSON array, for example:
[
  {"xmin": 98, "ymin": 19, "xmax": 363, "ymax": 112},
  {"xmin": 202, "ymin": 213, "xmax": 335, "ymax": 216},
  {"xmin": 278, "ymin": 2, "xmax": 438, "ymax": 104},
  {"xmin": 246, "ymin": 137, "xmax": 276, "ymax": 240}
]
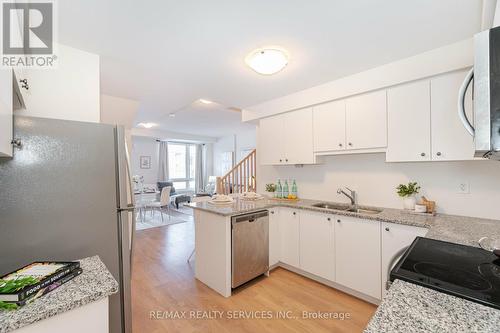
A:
[{"xmin": 458, "ymin": 182, "xmax": 470, "ymax": 194}]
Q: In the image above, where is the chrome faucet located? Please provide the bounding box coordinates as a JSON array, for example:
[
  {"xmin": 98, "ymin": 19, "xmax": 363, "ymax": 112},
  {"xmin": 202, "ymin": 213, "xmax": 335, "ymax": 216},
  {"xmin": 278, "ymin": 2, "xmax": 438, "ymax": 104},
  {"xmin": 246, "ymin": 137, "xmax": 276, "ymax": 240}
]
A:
[{"xmin": 337, "ymin": 187, "xmax": 357, "ymax": 209}]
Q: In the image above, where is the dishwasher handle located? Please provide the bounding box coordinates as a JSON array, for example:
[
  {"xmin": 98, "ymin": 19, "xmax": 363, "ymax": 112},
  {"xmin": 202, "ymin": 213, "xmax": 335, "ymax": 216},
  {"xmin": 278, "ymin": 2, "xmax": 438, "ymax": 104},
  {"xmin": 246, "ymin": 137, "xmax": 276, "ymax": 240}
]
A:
[{"xmin": 232, "ymin": 210, "xmax": 269, "ymax": 223}]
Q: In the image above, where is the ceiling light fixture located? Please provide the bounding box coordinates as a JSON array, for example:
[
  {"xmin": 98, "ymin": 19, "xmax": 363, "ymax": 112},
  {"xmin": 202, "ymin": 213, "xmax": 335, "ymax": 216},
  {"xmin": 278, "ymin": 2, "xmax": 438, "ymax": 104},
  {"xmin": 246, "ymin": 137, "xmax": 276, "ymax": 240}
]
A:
[
  {"xmin": 137, "ymin": 122, "xmax": 156, "ymax": 129},
  {"xmin": 199, "ymin": 99, "xmax": 213, "ymax": 104},
  {"xmin": 169, "ymin": 113, "xmax": 176, "ymax": 118},
  {"xmin": 245, "ymin": 47, "xmax": 289, "ymax": 75}
]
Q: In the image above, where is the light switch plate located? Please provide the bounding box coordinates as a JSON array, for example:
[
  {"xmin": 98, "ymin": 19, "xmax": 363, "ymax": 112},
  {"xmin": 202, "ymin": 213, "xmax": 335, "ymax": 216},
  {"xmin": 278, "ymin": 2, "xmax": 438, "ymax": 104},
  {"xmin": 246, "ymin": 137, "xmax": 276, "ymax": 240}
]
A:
[{"xmin": 458, "ymin": 182, "xmax": 470, "ymax": 194}]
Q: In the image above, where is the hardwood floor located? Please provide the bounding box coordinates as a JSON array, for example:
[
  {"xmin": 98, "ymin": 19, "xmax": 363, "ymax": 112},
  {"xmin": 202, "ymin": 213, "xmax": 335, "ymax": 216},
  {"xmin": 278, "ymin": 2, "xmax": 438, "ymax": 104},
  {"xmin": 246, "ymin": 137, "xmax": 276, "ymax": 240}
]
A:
[{"xmin": 131, "ymin": 216, "xmax": 377, "ymax": 333}]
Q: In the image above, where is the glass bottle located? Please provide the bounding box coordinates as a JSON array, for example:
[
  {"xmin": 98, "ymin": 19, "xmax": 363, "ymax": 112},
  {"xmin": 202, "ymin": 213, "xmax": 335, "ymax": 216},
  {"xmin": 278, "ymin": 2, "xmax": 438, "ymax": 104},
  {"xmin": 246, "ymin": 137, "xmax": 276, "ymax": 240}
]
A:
[
  {"xmin": 291, "ymin": 180, "xmax": 298, "ymax": 198},
  {"xmin": 283, "ymin": 180, "xmax": 289, "ymax": 198},
  {"xmin": 276, "ymin": 179, "xmax": 282, "ymax": 198}
]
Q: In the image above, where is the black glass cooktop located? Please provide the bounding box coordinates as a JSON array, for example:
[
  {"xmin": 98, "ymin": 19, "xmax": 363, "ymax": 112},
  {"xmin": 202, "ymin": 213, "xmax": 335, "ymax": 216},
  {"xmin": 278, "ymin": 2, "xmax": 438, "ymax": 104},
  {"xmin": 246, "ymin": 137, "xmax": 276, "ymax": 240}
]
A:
[{"xmin": 391, "ymin": 237, "xmax": 500, "ymax": 310}]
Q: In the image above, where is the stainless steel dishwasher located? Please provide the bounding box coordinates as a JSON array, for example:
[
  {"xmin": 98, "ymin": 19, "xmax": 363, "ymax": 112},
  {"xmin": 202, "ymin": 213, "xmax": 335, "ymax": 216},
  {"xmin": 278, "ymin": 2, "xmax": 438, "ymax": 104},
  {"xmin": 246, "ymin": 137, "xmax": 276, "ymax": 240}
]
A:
[{"xmin": 231, "ymin": 210, "xmax": 269, "ymax": 288}]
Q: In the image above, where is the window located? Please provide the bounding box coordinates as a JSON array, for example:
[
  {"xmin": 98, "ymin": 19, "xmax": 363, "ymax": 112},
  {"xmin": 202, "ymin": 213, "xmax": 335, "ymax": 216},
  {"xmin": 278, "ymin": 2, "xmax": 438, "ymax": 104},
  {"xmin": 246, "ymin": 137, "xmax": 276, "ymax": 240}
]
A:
[{"xmin": 167, "ymin": 143, "xmax": 196, "ymax": 191}]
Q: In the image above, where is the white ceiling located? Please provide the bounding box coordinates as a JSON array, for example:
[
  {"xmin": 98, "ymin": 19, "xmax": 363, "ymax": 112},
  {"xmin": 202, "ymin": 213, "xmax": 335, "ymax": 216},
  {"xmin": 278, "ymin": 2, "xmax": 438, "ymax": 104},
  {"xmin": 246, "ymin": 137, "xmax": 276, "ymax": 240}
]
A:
[{"xmin": 57, "ymin": 0, "xmax": 482, "ymax": 138}]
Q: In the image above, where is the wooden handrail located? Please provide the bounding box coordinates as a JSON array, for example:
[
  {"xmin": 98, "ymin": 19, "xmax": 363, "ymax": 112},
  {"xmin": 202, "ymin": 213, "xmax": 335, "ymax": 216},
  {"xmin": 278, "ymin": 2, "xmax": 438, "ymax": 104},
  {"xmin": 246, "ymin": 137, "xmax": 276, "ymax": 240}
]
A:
[{"xmin": 216, "ymin": 149, "xmax": 256, "ymax": 194}]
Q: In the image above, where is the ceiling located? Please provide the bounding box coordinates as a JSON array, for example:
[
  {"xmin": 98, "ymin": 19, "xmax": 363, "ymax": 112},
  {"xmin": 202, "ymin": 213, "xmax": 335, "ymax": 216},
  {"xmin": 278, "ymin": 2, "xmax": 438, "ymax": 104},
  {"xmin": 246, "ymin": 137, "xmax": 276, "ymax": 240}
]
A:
[{"xmin": 57, "ymin": 0, "xmax": 482, "ymax": 138}]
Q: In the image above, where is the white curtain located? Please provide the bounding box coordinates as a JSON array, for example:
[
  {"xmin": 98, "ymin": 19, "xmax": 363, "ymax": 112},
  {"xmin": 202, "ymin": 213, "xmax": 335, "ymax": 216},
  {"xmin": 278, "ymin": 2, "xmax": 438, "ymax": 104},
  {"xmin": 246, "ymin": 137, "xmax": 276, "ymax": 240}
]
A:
[
  {"xmin": 195, "ymin": 144, "xmax": 204, "ymax": 193},
  {"xmin": 157, "ymin": 141, "xmax": 169, "ymax": 182}
]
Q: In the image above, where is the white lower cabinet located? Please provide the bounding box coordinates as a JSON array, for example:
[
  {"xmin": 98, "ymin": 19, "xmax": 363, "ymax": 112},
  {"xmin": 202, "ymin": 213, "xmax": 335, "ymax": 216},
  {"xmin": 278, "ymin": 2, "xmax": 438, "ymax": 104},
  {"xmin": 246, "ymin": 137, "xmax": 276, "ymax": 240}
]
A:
[
  {"xmin": 335, "ymin": 216, "xmax": 381, "ymax": 299},
  {"xmin": 299, "ymin": 211, "xmax": 335, "ymax": 280},
  {"xmin": 271, "ymin": 208, "xmax": 429, "ymax": 302},
  {"xmin": 279, "ymin": 209, "xmax": 300, "ymax": 267},
  {"xmin": 381, "ymin": 222, "xmax": 428, "ymax": 296},
  {"xmin": 269, "ymin": 208, "xmax": 281, "ymax": 266}
]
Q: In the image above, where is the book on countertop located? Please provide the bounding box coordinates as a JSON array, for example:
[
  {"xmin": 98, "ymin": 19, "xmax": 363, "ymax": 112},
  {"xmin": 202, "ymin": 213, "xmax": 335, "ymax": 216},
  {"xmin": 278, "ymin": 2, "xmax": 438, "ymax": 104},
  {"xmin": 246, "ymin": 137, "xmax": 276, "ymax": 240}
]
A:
[
  {"xmin": 9, "ymin": 268, "xmax": 83, "ymax": 308},
  {"xmin": 0, "ymin": 261, "xmax": 80, "ymax": 302}
]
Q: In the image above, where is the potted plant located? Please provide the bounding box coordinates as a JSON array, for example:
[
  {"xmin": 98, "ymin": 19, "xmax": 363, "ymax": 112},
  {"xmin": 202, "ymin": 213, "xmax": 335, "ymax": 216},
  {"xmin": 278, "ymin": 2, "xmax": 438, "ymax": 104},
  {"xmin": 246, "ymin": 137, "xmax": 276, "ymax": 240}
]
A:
[
  {"xmin": 265, "ymin": 183, "xmax": 276, "ymax": 196},
  {"xmin": 396, "ymin": 182, "xmax": 421, "ymax": 210}
]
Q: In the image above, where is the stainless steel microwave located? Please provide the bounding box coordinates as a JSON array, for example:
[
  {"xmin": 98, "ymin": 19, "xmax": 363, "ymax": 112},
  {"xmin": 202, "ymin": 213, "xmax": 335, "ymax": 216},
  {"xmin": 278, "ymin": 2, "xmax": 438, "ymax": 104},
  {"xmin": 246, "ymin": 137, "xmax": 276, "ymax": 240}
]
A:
[{"xmin": 459, "ymin": 26, "xmax": 500, "ymax": 160}]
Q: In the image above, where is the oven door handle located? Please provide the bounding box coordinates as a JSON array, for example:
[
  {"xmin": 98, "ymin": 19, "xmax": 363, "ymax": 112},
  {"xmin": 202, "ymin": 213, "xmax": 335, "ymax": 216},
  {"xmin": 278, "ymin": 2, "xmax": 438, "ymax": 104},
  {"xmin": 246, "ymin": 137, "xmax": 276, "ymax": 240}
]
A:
[{"xmin": 386, "ymin": 246, "xmax": 409, "ymax": 290}]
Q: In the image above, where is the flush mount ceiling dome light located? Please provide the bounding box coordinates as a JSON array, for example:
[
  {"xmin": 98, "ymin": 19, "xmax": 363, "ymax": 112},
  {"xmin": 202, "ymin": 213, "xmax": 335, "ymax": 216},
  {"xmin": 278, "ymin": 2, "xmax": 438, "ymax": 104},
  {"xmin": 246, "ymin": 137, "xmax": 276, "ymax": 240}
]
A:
[
  {"xmin": 199, "ymin": 99, "xmax": 213, "ymax": 104},
  {"xmin": 245, "ymin": 47, "xmax": 289, "ymax": 75},
  {"xmin": 137, "ymin": 122, "xmax": 156, "ymax": 129}
]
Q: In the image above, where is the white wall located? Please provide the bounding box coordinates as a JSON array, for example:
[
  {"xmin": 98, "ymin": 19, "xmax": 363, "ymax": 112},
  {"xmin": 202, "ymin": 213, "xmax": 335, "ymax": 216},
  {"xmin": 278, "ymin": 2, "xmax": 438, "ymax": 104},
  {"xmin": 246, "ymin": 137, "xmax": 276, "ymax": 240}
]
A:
[
  {"xmin": 16, "ymin": 44, "xmax": 100, "ymax": 123},
  {"xmin": 100, "ymin": 94, "xmax": 139, "ymax": 152},
  {"xmin": 213, "ymin": 128, "xmax": 256, "ymax": 176},
  {"xmin": 100, "ymin": 94, "xmax": 139, "ymax": 127},
  {"xmin": 131, "ymin": 136, "xmax": 159, "ymax": 185},
  {"xmin": 257, "ymin": 154, "xmax": 500, "ymax": 220},
  {"xmin": 213, "ymin": 135, "xmax": 235, "ymax": 176},
  {"xmin": 236, "ymin": 127, "xmax": 257, "ymax": 160}
]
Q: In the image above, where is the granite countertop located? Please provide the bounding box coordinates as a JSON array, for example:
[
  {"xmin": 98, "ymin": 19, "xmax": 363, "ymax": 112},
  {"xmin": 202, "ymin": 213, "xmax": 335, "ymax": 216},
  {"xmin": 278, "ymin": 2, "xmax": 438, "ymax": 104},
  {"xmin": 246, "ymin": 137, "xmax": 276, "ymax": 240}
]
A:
[
  {"xmin": 189, "ymin": 196, "xmax": 500, "ymax": 332},
  {"xmin": 364, "ymin": 280, "xmax": 500, "ymax": 333},
  {"xmin": 188, "ymin": 197, "xmax": 436, "ymax": 227},
  {"xmin": 0, "ymin": 255, "xmax": 119, "ymax": 333},
  {"xmin": 188, "ymin": 197, "xmax": 500, "ymax": 245}
]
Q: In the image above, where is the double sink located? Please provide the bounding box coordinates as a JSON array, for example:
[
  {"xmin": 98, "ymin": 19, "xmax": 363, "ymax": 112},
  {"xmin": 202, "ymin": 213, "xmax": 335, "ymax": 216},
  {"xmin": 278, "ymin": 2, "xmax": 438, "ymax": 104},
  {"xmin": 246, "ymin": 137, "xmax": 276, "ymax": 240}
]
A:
[{"xmin": 311, "ymin": 202, "xmax": 382, "ymax": 215}]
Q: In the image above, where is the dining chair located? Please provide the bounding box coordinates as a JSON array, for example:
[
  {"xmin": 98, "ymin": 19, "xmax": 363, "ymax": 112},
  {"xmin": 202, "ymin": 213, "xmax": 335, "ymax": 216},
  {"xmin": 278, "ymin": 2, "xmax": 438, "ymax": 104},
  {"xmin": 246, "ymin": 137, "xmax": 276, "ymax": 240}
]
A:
[{"xmin": 148, "ymin": 186, "xmax": 172, "ymax": 222}]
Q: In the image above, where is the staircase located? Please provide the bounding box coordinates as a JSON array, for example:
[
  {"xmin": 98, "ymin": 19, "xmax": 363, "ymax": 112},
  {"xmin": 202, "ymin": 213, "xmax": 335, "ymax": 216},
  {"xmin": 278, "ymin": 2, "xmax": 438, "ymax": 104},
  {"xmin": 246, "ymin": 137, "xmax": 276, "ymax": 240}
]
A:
[{"xmin": 216, "ymin": 149, "xmax": 256, "ymax": 194}]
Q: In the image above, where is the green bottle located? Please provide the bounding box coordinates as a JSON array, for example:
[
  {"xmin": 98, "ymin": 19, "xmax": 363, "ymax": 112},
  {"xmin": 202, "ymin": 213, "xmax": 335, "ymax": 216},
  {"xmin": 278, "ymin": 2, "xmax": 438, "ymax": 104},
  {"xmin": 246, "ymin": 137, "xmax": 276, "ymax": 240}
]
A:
[
  {"xmin": 291, "ymin": 180, "xmax": 298, "ymax": 198},
  {"xmin": 283, "ymin": 180, "xmax": 289, "ymax": 198},
  {"xmin": 276, "ymin": 179, "xmax": 282, "ymax": 198}
]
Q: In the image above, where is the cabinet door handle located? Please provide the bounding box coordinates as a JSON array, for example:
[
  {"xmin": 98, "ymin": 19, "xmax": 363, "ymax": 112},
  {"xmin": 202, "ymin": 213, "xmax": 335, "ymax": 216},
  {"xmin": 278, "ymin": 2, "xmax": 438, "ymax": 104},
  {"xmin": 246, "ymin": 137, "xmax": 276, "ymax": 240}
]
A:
[
  {"xmin": 285, "ymin": 158, "xmax": 289, "ymax": 162},
  {"xmin": 19, "ymin": 79, "xmax": 29, "ymax": 90},
  {"xmin": 337, "ymin": 219, "xmax": 341, "ymax": 223},
  {"xmin": 327, "ymin": 217, "xmax": 331, "ymax": 221},
  {"xmin": 348, "ymin": 142, "xmax": 353, "ymax": 147},
  {"xmin": 279, "ymin": 159, "xmax": 282, "ymax": 163},
  {"xmin": 385, "ymin": 227, "xmax": 390, "ymax": 232},
  {"xmin": 338, "ymin": 143, "xmax": 343, "ymax": 147},
  {"xmin": 270, "ymin": 211, "xmax": 274, "ymax": 214},
  {"xmin": 420, "ymin": 152, "xmax": 426, "ymax": 157},
  {"xmin": 436, "ymin": 152, "xmax": 442, "ymax": 156},
  {"xmin": 293, "ymin": 212, "xmax": 296, "ymax": 215}
]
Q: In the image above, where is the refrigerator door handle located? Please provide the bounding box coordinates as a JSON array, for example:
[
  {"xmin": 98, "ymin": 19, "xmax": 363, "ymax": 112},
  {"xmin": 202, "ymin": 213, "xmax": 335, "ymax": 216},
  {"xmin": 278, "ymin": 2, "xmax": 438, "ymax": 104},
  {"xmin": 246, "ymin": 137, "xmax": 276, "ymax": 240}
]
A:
[
  {"xmin": 118, "ymin": 206, "xmax": 135, "ymax": 212},
  {"xmin": 458, "ymin": 68, "xmax": 475, "ymax": 136},
  {"xmin": 124, "ymin": 138, "xmax": 136, "ymax": 208},
  {"xmin": 123, "ymin": 138, "xmax": 136, "ymax": 269}
]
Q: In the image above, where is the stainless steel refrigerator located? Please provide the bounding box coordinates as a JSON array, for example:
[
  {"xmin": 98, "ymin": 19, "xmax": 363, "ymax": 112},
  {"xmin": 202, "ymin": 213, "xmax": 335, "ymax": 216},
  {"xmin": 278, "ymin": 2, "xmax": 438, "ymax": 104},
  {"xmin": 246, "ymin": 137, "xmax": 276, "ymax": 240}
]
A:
[{"xmin": 0, "ymin": 116, "xmax": 135, "ymax": 333}]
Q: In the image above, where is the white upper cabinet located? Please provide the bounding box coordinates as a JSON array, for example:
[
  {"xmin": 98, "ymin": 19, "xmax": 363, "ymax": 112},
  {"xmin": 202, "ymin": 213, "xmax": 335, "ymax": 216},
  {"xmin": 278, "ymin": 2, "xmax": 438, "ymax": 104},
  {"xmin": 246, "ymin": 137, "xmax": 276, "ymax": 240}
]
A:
[
  {"xmin": 259, "ymin": 114, "xmax": 284, "ymax": 165},
  {"xmin": 430, "ymin": 70, "xmax": 474, "ymax": 161},
  {"xmin": 335, "ymin": 216, "xmax": 381, "ymax": 300},
  {"xmin": 312, "ymin": 91, "xmax": 387, "ymax": 154},
  {"xmin": 0, "ymin": 69, "xmax": 13, "ymax": 158},
  {"xmin": 345, "ymin": 90, "xmax": 387, "ymax": 150},
  {"xmin": 284, "ymin": 108, "xmax": 314, "ymax": 164},
  {"xmin": 260, "ymin": 69, "xmax": 475, "ymax": 164},
  {"xmin": 381, "ymin": 222, "xmax": 427, "ymax": 297},
  {"xmin": 258, "ymin": 108, "xmax": 314, "ymax": 165},
  {"xmin": 386, "ymin": 80, "xmax": 431, "ymax": 162},
  {"xmin": 313, "ymin": 100, "xmax": 346, "ymax": 152},
  {"xmin": 269, "ymin": 208, "xmax": 281, "ymax": 267},
  {"xmin": 279, "ymin": 209, "xmax": 300, "ymax": 267},
  {"xmin": 299, "ymin": 210, "xmax": 335, "ymax": 281}
]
